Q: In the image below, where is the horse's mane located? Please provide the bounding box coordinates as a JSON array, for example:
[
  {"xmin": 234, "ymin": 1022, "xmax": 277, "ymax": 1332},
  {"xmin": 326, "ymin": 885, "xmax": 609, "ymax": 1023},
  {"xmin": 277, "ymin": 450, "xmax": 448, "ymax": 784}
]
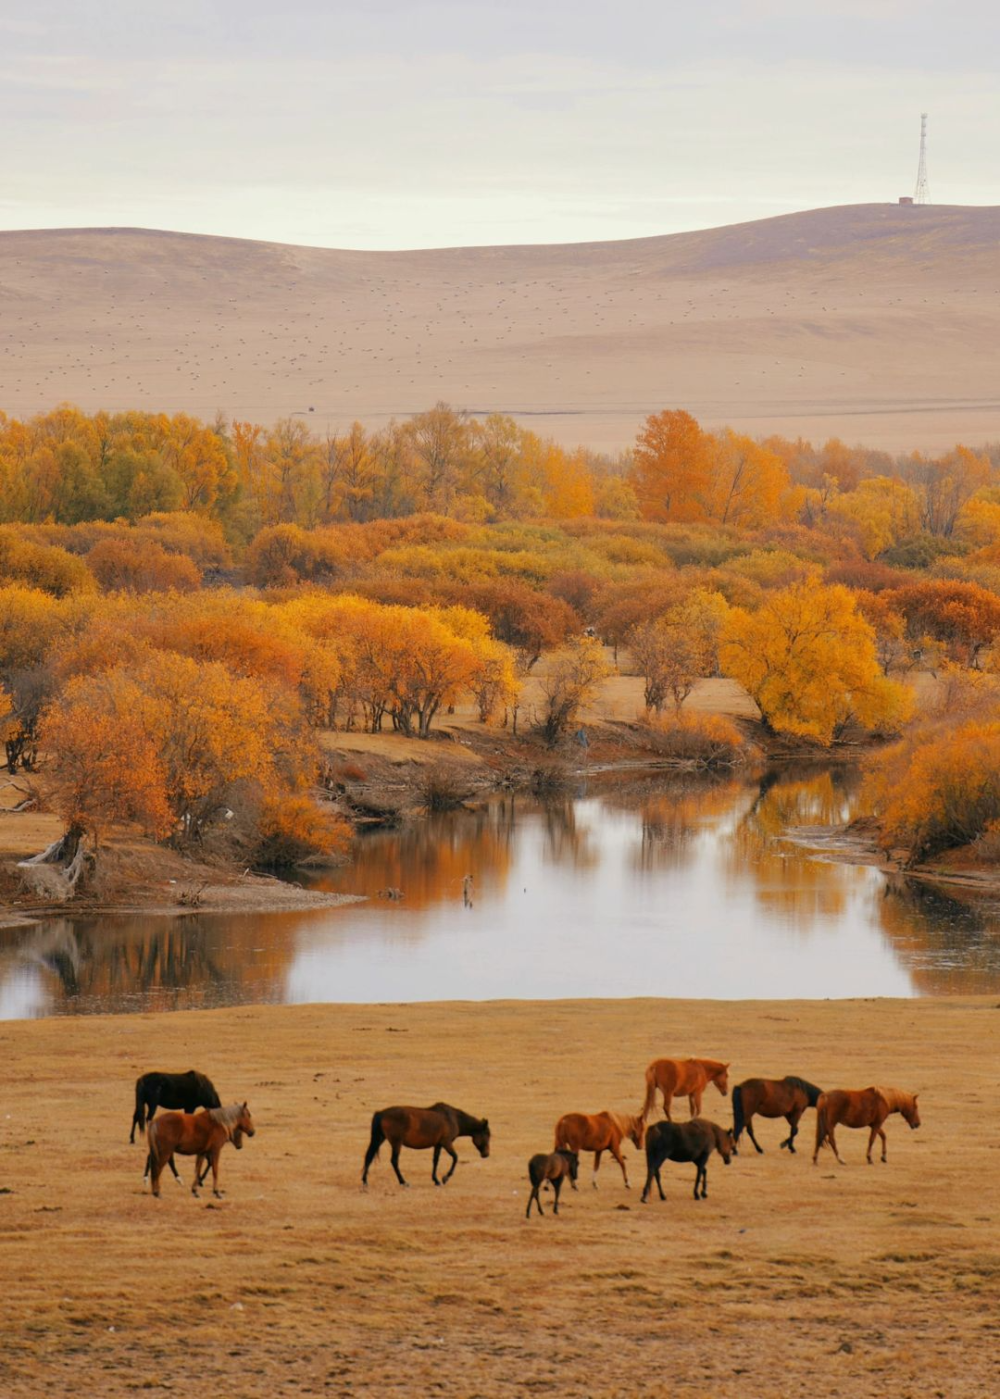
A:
[
  {"xmin": 783, "ymin": 1076, "xmax": 823, "ymax": 1106},
  {"xmin": 606, "ymin": 1109, "xmax": 643, "ymax": 1135},
  {"xmin": 208, "ymin": 1104, "xmax": 246, "ymax": 1136},
  {"xmin": 872, "ymin": 1086, "xmax": 915, "ymax": 1113}
]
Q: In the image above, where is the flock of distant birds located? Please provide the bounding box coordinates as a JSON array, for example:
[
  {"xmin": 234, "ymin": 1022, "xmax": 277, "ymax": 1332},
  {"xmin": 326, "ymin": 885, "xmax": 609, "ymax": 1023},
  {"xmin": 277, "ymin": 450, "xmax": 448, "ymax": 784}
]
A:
[{"xmin": 131, "ymin": 1056, "xmax": 921, "ymax": 1217}]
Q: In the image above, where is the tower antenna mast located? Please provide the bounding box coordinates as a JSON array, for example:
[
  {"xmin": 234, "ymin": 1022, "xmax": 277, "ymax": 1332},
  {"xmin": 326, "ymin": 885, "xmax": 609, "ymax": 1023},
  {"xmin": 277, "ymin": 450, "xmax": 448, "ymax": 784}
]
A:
[{"xmin": 914, "ymin": 112, "xmax": 930, "ymax": 204}]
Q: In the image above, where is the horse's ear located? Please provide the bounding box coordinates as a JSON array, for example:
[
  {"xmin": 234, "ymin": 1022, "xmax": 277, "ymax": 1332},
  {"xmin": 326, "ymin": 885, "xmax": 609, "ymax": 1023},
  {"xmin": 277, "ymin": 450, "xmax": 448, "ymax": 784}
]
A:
[
  {"xmin": 913, "ymin": 1093, "xmax": 919, "ymax": 1101},
  {"xmin": 482, "ymin": 1118, "xmax": 489, "ymax": 1128},
  {"xmin": 243, "ymin": 1101, "xmax": 248, "ymax": 1109}
]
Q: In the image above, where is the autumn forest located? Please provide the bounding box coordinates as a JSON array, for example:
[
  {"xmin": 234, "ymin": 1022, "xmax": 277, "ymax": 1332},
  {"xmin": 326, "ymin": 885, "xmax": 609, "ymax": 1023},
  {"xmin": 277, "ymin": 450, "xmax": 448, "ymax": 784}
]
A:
[{"xmin": 4, "ymin": 399, "xmax": 1000, "ymax": 884}]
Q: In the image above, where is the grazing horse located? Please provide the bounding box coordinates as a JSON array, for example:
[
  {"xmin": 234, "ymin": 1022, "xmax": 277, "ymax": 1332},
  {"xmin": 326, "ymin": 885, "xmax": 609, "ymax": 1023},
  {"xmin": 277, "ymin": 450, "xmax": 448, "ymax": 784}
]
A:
[
  {"xmin": 526, "ymin": 1150, "xmax": 578, "ymax": 1218},
  {"xmin": 641, "ymin": 1119, "xmax": 735, "ymax": 1203},
  {"xmin": 130, "ymin": 1069, "xmax": 221, "ymax": 1143},
  {"xmin": 732, "ymin": 1075, "xmax": 823, "ymax": 1155},
  {"xmin": 642, "ymin": 1058, "xmax": 730, "ymax": 1121},
  {"xmin": 146, "ymin": 1103, "xmax": 255, "ymax": 1198},
  {"xmin": 553, "ymin": 1110, "xmax": 645, "ymax": 1189},
  {"xmin": 813, "ymin": 1087, "xmax": 920, "ymax": 1166},
  {"xmin": 361, "ymin": 1101, "xmax": 490, "ymax": 1188}
]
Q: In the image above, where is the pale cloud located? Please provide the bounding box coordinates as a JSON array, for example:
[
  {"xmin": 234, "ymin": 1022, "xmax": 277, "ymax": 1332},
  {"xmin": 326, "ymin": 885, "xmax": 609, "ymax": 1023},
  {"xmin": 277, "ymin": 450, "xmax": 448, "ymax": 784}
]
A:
[{"xmin": 2, "ymin": 2, "xmax": 997, "ymax": 247}]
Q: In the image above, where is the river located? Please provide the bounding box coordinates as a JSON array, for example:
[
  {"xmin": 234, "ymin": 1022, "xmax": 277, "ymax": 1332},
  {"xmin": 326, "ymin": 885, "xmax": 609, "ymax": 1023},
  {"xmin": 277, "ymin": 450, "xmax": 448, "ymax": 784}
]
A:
[{"xmin": 3, "ymin": 765, "xmax": 1000, "ymax": 1019}]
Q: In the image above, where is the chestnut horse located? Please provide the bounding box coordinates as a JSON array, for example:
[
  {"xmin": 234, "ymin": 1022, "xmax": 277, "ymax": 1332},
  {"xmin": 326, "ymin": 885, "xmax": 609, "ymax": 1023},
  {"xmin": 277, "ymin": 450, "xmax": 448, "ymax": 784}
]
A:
[
  {"xmin": 146, "ymin": 1103, "xmax": 255, "ymax": 1198},
  {"xmin": 526, "ymin": 1149, "xmax": 579, "ymax": 1218},
  {"xmin": 642, "ymin": 1058, "xmax": 730, "ymax": 1121},
  {"xmin": 640, "ymin": 1118, "xmax": 735, "ymax": 1203},
  {"xmin": 732, "ymin": 1075, "xmax": 823, "ymax": 1155},
  {"xmin": 361, "ymin": 1101, "xmax": 490, "ymax": 1188},
  {"xmin": 553, "ymin": 1110, "xmax": 645, "ymax": 1189},
  {"xmin": 813, "ymin": 1087, "xmax": 920, "ymax": 1165}
]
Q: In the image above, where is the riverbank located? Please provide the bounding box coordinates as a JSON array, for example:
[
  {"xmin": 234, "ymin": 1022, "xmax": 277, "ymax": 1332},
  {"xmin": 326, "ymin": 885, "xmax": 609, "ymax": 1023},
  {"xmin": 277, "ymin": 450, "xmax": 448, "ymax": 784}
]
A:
[{"xmin": 0, "ymin": 996, "xmax": 996, "ymax": 1398}]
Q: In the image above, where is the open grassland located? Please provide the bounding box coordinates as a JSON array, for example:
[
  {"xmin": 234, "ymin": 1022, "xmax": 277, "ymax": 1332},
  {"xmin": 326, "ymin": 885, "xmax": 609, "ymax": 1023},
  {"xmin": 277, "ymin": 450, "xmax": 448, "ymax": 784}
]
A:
[
  {"xmin": 0, "ymin": 997, "xmax": 997, "ymax": 1397},
  {"xmin": 3, "ymin": 203, "xmax": 1000, "ymax": 451}
]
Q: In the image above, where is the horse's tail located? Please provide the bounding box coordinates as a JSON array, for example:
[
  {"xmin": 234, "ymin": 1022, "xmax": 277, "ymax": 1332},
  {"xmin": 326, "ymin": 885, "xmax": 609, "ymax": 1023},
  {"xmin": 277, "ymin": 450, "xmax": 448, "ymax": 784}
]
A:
[
  {"xmin": 814, "ymin": 1095, "xmax": 828, "ymax": 1155},
  {"xmin": 641, "ymin": 1064, "xmax": 658, "ymax": 1122},
  {"xmin": 362, "ymin": 1111, "xmax": 384, "ymax": 1179},
  {"xmin": 145, "ymin": 1117, "xmax": 160, "ymax": 1177},
  {"xmin": 803, "ymin": 1080, "xmax": 823, "ymax": 1107},
  {"xmin": 732, "ymin": 1084, "xmax": 745, "ymax": 1144},
  {"xmin": 131, "ymin": 1078, "xmax": 146, "ymax": 1141}
]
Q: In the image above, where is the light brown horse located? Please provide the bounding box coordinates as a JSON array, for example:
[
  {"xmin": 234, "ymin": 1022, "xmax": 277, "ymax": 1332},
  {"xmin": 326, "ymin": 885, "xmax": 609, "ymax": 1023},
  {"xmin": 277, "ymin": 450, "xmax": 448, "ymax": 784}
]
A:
[
  {"xmin": 361, "ymin": 1102, "xmax": 490, "ymax": 1188},
  {"xmin": 553, "ymin": 1110, "xmax": 645, "ymax": 1189},
  {"xmin": 642, "ymin": 1058, "xmax": 730, "ymax": 1121},
  {"xmin": 813, "ymin": 1087, "xmax": 921, "ymax": 1165},
  {"xmin": 146, "ymin": 1103, "xmax": 255, "ymax": 1198},
  {"xmin": 526, "ymin": 1149, "xmax": 579, "ymax": 1218},
  {"xmin": 732, "ymin": 1075, "xmax": 823, "ymax": 1155}
]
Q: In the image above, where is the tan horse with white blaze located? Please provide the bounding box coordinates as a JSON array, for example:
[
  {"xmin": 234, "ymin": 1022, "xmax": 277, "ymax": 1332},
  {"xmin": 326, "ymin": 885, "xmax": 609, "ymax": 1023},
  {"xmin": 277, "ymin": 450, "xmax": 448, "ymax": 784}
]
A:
[
  {"xmin": 553, "ymin": 1110, "xmax": 645, "ymax": 1189},
  {"xmin": 813, "ymin": 1086, "xmax": 921, "ymax": 1165},
  {"xmin": 642, "ymin": 1058, "xmax": 730, "ymax": 1121}
]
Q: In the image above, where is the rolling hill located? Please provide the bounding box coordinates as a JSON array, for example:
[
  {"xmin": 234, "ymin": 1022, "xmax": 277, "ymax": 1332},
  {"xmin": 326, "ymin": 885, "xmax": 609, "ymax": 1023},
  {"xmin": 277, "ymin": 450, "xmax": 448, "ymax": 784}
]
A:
[{"xmin": 2, "ymin": 203, "xmax": 998, "ymax": 452}]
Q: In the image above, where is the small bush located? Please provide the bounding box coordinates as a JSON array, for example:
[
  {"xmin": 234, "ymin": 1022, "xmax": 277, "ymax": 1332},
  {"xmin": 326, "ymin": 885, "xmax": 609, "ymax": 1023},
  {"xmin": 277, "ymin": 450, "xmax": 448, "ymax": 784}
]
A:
[
  {"xmin": 642, "ymin": 712, "xmax": 750, "ymax": 768},
  {"xmin": 253, "ymin": 795, "xmax": 352, "ymax": 868},
  {"xmin": 421, "ymin": 763, "xmax": 476, "ymax": 811}
]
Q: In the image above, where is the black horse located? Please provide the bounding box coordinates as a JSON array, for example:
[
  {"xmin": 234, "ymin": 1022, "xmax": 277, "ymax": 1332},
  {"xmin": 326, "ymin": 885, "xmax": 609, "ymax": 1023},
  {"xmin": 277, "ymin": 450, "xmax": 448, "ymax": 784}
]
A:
[
  {"xmin": 640, "ymin": 1118, "xmax": 735, "ymax": 1203},
  {"xmin": 130, "ymin": 1069, "xmax": 221, "ymax": 1144}
]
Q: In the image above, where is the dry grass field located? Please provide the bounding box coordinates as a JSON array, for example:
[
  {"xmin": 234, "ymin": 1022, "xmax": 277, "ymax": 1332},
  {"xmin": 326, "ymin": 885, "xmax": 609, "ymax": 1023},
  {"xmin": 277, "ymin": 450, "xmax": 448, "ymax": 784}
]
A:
[
  {"xmin": 2, "ymin": 203, "xmax": 999, "ymax": 452},
  {"xmin": 1, "ymin": 996, "xmax": 998, "ymax": 1398}
]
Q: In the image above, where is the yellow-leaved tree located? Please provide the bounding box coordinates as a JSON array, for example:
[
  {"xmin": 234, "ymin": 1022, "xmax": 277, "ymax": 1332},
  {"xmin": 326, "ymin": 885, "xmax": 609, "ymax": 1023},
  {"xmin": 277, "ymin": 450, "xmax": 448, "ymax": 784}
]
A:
[{"xmin": 719, "ymin": 581, "xmax": 911, "ymax": 744}]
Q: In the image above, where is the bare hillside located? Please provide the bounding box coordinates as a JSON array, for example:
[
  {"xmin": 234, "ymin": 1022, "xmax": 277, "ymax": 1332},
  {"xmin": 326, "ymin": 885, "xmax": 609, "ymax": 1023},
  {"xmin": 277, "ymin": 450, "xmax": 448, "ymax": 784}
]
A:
[{"xmin": 2, "ymin": 203, "xmax": 998, "ymax": 451}]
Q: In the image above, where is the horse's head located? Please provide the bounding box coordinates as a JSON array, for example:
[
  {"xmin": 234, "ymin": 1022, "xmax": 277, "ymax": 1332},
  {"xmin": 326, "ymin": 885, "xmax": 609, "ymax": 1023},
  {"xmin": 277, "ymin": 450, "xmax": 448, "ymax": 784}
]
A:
[
  {"xmin": 236, "ymin": 1102, "xmax": 255, "ymax": 1143},
  {"xmin": 565, "ymin": 1150, "xmax": 580, "ymax": 1184},
  {"xmin": 715, "ymin": 1126, "xmax": 736, "ymax": 1165},
  {"xmin": 714, "ymin": 1064, "xmax": 731, "ymax": 1097},
  {"xmin": 628, "ymin": 1117, "xmax": 645, "ymax": 1150},
  {"xmin": 472, "ymin": 1119, "xmax": 490, "ymax": 1159},
  {"xmin": 903, "ymin": 1094, "xmax": 921, "ymax": 1130}
]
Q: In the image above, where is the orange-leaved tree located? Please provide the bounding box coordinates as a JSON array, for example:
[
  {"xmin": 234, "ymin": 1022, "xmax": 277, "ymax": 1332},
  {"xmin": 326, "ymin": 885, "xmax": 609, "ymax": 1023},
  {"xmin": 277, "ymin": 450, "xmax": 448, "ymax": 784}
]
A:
[
  {"xmin": 719, "ymin": 581, "xmax": 911, "ymax": 744},
  {"xmin": 630, "ymin": 410, "xmax": 712, "ymax": 523}
]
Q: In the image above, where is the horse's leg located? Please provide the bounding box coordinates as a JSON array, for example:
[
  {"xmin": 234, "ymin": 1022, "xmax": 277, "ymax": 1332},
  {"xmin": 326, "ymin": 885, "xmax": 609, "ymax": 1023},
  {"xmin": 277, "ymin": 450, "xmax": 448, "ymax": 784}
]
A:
[
  {"xmin": 441, "ymin": 1142, "xmax": 458, "ymax": 1184},
  {"xmin": 828, "ymin": 1123, "xmax": 844, "ymax": 1165},
  {"xmin": 866, "ymin": 1125, "xmax": 879, "ymax": 1165},
  {"xmin": 168, "ymin": 1156, "xmax": 182, "ymax": 1183},
  {"xmin": 693, "ymin": 1160, "xmax": 704, "ymax": 1200},
  {"xmin": 149, "ymin": 1154, "xmax": 163, "ymax": 1198},
  {"xmin": 780, "ymin": 1108, "xmax": 803, "ymax": 1153},
  {"xmin": 192, "ymin": 1154, "xmax": 203, "ymax": 1197},
  {"xmin": 745, "ymin": 1115, "xmax": 765, "ymax": 1155},
  {"xmin": 609, "ymin": 1141, "xmax": 630, "ymax": 1189},
  {"xmin": 431, "ymin": 1144, "xmax": 442, "ymax": 1185},
  {"xmin": 592, "ymin": 1149, "xmax": 602, "ymax": 1189},
  {"xmin": 878, "ymin": 1126, "xmax": 888, "ymax": 1164},
  {"xmin": 662, "ymin": 1092, "xmax": 673, "ymax": 1122},
  {"xmin": 210, "ymin": 1146, "xmax": 224, "ymax": 1198},
  {"xmin": 389, "ymin": 1141, "xmax": 408, "ymax": 1187},
  {"xmin": 655, "ymin": 1165, "xmax": 666, "ymax": 1202},
  {"xmin": 527, "ymin": 1184, "xmax": 541, "ymax": 1218},
  {"xmin": 552, "ymin": 1177, "xmax": 562, "ymax": 1215}
]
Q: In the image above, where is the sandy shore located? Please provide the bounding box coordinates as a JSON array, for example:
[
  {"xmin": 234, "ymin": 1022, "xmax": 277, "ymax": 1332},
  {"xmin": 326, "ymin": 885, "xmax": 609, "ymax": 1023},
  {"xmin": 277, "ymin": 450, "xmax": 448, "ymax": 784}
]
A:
[{"xmin": 0, "ymin": 996, "xmax": 997, "ymax": 1397}]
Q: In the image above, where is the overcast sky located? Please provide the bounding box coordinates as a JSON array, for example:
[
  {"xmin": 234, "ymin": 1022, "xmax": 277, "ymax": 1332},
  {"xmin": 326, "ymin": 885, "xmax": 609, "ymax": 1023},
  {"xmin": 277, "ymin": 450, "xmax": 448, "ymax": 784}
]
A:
[{"xmin": 2, "ymin": 1, "xmax": 997, "ymax": 249}]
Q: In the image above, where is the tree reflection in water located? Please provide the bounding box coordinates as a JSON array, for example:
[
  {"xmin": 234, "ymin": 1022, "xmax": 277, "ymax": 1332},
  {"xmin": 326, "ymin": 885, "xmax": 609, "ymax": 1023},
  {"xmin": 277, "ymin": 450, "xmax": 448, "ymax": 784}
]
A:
[{"xmin": 4, "ymin": 765, "xmax": 1000, "ymax": 1017}]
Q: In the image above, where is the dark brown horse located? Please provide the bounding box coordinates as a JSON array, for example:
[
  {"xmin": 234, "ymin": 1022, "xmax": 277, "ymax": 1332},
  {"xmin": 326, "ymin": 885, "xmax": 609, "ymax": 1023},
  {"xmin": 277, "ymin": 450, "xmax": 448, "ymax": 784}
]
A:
[
  {"xmin": 146, "ymin": 1103, "xmax": 255, "ymax": 1198},
  {"xmin": 526, "ymin": 1149, "xmax": 579, "ymax": 1218},
  {"xmin": 642, "ymin": 1058, "xmax": 730, "ymax": 1121},
  {"xmin": 640, "ymin": 1118, "xmax": 735, "ymax": 1203},
  {"xmin": 130, "ymin": 1069, "xmax": 221, "ymax": 1143},
  {"xmin": 732, "ymin": 1075, "xmax": 823, "ymax": 1154},
  {"xmin": 361, "ymin": 1102, "xmax": 490, "ymax": 1188},
  {"xmin": 553, "ymin": 1110, "xmax": 645, "ymax": 1189},
  {"xmin": 813, "ymin": 1086, "xmax": 920, "ymax": 1165}
]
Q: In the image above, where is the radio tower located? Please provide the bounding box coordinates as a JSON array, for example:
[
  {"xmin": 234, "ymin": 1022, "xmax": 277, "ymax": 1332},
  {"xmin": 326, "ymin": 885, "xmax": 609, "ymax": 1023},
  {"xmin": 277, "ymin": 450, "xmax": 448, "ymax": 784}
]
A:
[{"xmin": 914, "ymin": 112, "xmax": 930, "ymax": 204}]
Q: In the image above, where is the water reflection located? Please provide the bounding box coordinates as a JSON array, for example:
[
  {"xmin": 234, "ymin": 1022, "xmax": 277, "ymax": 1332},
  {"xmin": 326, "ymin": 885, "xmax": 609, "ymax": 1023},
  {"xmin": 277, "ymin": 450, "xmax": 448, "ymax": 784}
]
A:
[{"xmin": 3, "ymin": 766, "xmax": 1000, "ymax": 1018}]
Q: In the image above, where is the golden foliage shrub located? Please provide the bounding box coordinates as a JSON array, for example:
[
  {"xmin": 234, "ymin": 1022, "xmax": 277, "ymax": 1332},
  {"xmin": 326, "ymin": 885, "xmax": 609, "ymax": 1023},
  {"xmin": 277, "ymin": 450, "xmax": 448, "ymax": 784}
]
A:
[
  {"xmin": 642, "ymin": 712, "xmax": 750, "ymax": 767},
  {"xmin": 254, "ymin": 795, "xmax": 351, "ymax": 868}
]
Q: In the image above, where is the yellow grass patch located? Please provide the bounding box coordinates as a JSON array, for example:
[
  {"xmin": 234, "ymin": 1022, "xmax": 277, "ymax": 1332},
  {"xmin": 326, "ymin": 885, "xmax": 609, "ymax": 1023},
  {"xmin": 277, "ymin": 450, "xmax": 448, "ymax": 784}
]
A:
[{"xmin": 0, "ymin": 996, "xmax": 997, "ymax": 1396}]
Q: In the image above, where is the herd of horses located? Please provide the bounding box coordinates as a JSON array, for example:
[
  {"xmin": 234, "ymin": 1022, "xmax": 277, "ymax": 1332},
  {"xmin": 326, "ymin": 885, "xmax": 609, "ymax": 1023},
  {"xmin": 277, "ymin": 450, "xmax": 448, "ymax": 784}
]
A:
[{"xmin": 131, "ymin": 1055, "xmax": 921, "ymax": 1215}]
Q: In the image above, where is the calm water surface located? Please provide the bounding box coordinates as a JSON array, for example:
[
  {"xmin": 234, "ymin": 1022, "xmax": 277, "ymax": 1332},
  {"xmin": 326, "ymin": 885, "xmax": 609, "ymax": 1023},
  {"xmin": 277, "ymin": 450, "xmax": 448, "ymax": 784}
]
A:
[{"xmin": 3, "ymin": 766, "xmax": 1000, "ymax": 1019}]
